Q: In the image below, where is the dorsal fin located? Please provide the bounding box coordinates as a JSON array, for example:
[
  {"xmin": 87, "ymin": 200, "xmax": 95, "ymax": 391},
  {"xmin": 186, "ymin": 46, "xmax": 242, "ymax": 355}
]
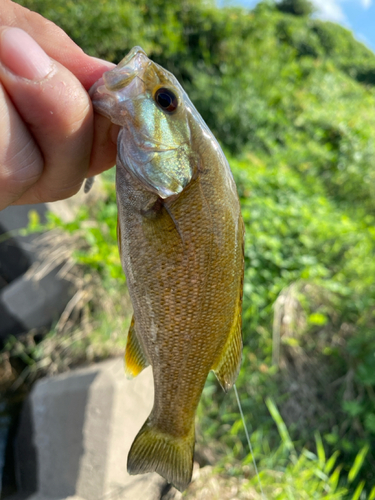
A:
[
  {"xmin": 212, "ymin": 216, "xmax": 244, "ymax": 392},
  {"xmin": 117, "ymin": 213, "xmax": 122, "ymax": 259},
  {"xmin": 211, "ymin": 308, "xmax": 243, "ymax": 392}
]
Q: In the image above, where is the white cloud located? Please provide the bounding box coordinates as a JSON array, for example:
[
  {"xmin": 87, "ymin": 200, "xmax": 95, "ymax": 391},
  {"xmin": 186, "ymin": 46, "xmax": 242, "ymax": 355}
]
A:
[
  {"xmin": 238, "ymin": 0, "xmax": 372, "ymax": 25},
  {"xmin": 310, "ymin": 0, "xmax": 372, "ymax": 23},
  {"xmin": 311, "ymin": 0, "xmax": 347, "ymax": 22},
  {"xmin": 360, "ymin": 0, "xmax": 372, "ymax": 9}
]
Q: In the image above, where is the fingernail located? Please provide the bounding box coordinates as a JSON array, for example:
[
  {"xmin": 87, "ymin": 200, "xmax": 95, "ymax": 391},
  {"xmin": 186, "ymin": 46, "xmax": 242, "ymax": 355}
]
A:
[{"xmin": 0, "ymin": 27, "xmax": 52, "ymax": 80}]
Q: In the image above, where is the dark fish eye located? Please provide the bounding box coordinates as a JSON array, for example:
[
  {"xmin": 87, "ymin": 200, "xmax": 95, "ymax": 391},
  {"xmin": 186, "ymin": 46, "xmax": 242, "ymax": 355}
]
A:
[{"xmin": 154, "ymin": 87, "xmax": 178, "ymax": 113}]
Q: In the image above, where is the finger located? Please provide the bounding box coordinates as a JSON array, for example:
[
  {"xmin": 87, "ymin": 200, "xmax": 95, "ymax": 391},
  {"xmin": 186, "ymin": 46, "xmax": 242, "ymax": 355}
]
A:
[
  {"xmin": 0, "ymin": 82, "xmax": 43, "ymax": 210},
  {"xmin": 1, "ymin": 2, "xmax": 119, "ymax": 187},
  {"xmin": 1, "ymin": 0, "xmax": 113, "ymax": 89},
  {"xmin": 88, "ymin": 114, "xmax": 120, "ymax": 177},
  {"xmin": 0, "ymin": 27, "xmax": 93, "ymax": 204}
]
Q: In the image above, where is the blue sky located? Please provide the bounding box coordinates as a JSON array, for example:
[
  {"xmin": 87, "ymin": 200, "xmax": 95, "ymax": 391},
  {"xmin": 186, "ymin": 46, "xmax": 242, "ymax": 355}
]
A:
[{"xmin": 230, "ymin": 0, "xmax": 375, "ymax": 53}]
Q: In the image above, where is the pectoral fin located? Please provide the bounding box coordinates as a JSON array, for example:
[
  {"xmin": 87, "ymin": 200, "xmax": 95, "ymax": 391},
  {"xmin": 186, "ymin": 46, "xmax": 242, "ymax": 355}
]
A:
[{"xmin": 125, "ymin": 316, "xmax": 149, "ymax": 378}]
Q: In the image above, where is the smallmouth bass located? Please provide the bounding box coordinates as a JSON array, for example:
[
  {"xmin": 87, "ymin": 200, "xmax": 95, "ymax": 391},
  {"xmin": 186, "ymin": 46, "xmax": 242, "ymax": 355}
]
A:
[{"xmin": 90, "ymin": 47, "xmax": 244, "ymax": 492}]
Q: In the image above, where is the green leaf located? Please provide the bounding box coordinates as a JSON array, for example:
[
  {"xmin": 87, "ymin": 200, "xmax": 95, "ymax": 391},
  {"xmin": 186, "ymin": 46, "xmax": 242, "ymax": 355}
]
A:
[
  {"xmin": 265, "ymin": 397, "xmax": 295, "ymax": 453},
  {"xmin": 342, "ymin": 400, "xmax": 364, "ymax": 418},
  {"xmin": 351, "ymin": 480, "xmax": 365, "ymax": 500},
  {"xmin": 364, "ymin": 413, "xmax": 375, "ymax": 434},
  {"xmin": 324, "ymin": 450, "xmax": 340, "ymax": 475},
  {"xmin": 368, "ymin": 485, "xmax": 375, "ymax": 500},
  {"xmin": 348, "ymin": 445, "xmax": 369, "ymax": 483},
  {"xmin": 314, "ymin": 431, "xmax": 325, "ymax": 469},
  {"xmin": 308, "ymin": 312, "xmax": 327, "ymax": 326},
  {"xmin": 329, "ymin": 465, "xmax": 343, "ymax": 491}
]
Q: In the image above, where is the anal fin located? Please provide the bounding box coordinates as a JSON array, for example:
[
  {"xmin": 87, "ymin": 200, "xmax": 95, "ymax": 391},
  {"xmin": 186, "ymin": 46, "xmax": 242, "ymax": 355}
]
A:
[{"xmin": 125, "ymin": 316, "xmax": 149, "ymax": 378}]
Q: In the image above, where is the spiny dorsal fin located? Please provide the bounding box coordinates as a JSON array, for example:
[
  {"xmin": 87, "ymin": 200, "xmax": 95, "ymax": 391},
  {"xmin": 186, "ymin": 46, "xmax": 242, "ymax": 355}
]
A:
[
  {"xmin": 125, "ymin": 316, "xmax": 149, "ymax": 378},
  {"xmin": 212, "ymin": 216, "xmax": 244, "ymax": 392}
]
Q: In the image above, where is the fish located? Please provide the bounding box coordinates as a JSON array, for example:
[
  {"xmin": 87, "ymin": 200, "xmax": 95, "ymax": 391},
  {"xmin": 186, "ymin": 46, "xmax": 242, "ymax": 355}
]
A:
[{"xmin": 89, "ymin": 46, "xmax": 244, "ymax": 492}]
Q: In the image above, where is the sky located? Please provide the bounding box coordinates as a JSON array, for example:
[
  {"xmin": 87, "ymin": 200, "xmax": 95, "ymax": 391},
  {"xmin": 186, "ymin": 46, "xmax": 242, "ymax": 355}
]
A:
[
  {"xmin": 312, "ymin": 0, "xmax": 375, "ymax": 52},
  {"xmin": 232, "ymin": 0, "xmax": 375, "ymax": 53}
]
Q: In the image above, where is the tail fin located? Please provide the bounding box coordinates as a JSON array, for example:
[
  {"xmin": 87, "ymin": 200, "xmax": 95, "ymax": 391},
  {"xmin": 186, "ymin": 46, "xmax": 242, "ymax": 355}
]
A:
[{"xmin": 127, "ymin": 418, "xmax": 195, "ymax": 492}]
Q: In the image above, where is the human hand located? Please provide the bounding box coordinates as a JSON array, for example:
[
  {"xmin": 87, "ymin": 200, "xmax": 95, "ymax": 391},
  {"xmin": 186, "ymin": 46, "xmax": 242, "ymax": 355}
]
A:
[{"xmin": 0, "ymin": 0, "xmax": 119, "ymax": 210}]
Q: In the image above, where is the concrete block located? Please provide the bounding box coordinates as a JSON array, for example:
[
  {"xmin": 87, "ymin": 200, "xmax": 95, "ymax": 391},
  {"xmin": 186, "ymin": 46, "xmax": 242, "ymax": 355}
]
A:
[
  {"xmin": 0, "ymin": 267, "xmax": 74, "ymax": 339},
  {"xmin": 26, "ymin": 495, "xmax": 86, "ymax": 500},
  {"xmin": 0, "ymin": 180, "xmax": 106, "ymax": 340},
  {"xmin": 0, "ymin": 205, "xmax": 47, "ymax": 292},
  {"xmin": 15, "ymin": 358, "xmax": 174, "ymax": 500},
  {"xmin": 0, "ymin": 203, "xmax": 70, "ymax": 340}
]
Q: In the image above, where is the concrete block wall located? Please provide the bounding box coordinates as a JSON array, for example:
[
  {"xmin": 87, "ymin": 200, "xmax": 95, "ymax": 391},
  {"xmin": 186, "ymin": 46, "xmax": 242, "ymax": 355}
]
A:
[{"xmin": 13, "ymin": 359, "xmax": 181, "ymax": 500}]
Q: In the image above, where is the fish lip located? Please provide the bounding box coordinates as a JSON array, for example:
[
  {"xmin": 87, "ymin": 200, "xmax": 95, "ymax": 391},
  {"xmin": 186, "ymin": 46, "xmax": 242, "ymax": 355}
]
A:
[
  {"xmin": 89, "ymin": 77, "xmax": 104, "ymax": 99},
  {"xmin": 90, "ymin": 74, "xmax": 144, "ymax": 123},
  {"xmin": 89, "ymin": 46, "xmax": 150, "ymax": 107},
  {"xmin": 89, "ymin": 78, "xmax": 119, "ymax": 121},
  {"xmin": 99, "ymin": 47, "xmax": 150, "ymax": 92}
]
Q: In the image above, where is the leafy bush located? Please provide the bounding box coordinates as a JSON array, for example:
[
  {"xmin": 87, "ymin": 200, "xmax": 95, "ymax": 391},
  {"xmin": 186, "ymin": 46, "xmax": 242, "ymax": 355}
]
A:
[{"xmin": 276, "ymin": 0, "xmax": 315, "ymax": 17}]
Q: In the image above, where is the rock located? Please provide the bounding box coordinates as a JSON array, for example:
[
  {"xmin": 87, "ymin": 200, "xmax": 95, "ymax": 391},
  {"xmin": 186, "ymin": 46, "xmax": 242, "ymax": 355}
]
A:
[
  {"xmin": 14, "ymin": 358, "xmax": 176, "ymax": 500},
  {"xmin": 22, "ymin": 496, "xmax": 85, "ymax": 500},
  {"xmin": 0, "ymin": 179, "xmax": 106, "ymax": 340},
  {"xmin": 0, "ymin": 201, "xmax": 74, "ymax": 340},
  {"xmin": 0, "ymin": 204, "xmax": 47, "ymax": 295},
  {"xmin": 0, "ymin": 265, "xmax": 74, "ymax": 339}
]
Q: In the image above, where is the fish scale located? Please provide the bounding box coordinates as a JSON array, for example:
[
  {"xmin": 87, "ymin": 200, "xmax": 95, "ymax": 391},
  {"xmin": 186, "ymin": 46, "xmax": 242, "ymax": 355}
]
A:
[{"xmin": 90, "ymin": 46, "xmax": 244, "ymax": 492}]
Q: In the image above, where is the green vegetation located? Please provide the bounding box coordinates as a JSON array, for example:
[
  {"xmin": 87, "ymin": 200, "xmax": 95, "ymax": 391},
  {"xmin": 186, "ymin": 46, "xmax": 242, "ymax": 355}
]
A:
[{"xmin": 7, "ymin": 0, "xmax": 375, "ymax": 496}]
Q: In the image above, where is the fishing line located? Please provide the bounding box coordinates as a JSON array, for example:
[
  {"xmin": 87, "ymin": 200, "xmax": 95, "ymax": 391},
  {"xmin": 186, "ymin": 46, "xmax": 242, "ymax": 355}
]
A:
[{"xmin": 233, "ymin": 384, "xmax": 266, "ymax": 499}]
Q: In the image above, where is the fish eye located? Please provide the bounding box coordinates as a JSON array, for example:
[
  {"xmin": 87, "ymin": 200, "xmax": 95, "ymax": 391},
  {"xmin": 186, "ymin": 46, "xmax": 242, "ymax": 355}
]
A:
[{"xmin": 154, "ymin": 87, "xmax": 178, "ymax": 113}]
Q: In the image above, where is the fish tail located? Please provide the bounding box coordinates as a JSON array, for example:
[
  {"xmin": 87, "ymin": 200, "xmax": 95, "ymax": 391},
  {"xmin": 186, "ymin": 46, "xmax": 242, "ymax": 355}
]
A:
[{"xmin": 127, "ymin": 417, "xmax": 195, "ymax": 492}]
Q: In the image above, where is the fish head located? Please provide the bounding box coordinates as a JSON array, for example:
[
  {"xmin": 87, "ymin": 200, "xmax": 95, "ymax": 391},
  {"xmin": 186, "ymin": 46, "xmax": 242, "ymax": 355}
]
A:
[{"xmin": 90, "ymin": 46, "xmax": 198, "ymax": 199}]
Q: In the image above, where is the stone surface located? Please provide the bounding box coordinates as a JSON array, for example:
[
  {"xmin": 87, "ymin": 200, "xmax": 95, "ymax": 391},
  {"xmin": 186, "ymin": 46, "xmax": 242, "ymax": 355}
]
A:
[
  {"xmin": 14, "ymin": 358, "xmax": 175, "ymax": 500},
  {"xmin": 0, "ymin": 267, "xmax": 74, "ymax": 339},
  {"xmin": 0, "ymin": 203, "xmax": 64, "ymax": 340},
  {"xmin": 0, "ymin": 204, "xmax": 47, "ymax": 295},
  {"xmin": 0, "ymin": 180, "xmax": 106, "ymax": 340}
]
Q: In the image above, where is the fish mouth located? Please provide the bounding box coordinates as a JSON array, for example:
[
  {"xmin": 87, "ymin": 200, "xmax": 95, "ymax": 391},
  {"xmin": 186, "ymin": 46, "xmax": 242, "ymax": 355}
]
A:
[
  {"xmin": 89, "ymin": 46, "xmax": 150, "ymax": 119},
  {"xmin": 104, "ymin": 46, "xmax": 150, "ymax": 90},
  {"xmin": 90, "ymin": 46, "xmax": 149, "ymax": 94}
]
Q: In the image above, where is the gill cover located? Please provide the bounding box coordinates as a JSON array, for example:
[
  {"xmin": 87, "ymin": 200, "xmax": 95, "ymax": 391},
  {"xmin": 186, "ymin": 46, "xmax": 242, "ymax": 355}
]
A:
[{"xmin": 90, "ymin": 47, "xmax": 195, "ymax": 199}]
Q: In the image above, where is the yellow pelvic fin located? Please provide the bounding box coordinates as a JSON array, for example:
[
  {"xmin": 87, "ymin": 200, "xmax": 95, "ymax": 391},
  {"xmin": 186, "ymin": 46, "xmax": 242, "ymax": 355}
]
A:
[
  {"xmin": 127, "ymin": 417, "xmax": 195, "ymax": 492},
  {"xmin": 212, "ymin": 216, "xmax": 244, "ymax": 392},
  {"xmin": 124, "ymin": 316, "xmax": 149, "ymax": 379}
]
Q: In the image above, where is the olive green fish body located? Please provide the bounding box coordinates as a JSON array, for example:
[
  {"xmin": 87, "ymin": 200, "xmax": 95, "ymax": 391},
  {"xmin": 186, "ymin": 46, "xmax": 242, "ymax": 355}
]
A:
[{"xmin": 90, "ymin": 47, "xmax": 244, "ymax": 491}]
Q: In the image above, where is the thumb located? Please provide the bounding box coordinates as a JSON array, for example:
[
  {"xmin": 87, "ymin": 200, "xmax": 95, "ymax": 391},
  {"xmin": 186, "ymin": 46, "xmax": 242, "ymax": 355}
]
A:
[{"xmin": 0, "ymin": 27, "xmax": 94, "ymax": 206}]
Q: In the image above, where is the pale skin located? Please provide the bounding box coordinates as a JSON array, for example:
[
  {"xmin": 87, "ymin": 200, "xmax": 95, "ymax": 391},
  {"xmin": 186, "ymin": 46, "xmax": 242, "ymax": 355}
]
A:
[{"xmin": 0, "ymin": 0, "xmax": 119, "ymax": 210}]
